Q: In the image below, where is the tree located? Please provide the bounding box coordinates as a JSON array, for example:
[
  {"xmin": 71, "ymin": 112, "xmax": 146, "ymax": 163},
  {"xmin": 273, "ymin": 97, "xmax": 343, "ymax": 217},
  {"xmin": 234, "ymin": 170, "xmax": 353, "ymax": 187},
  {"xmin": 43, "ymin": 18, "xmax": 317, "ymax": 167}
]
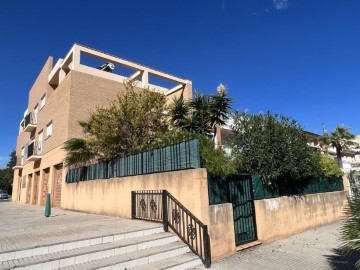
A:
[
  {"xmin": 320, "ymin": 126, "xmax": 357, "ymax": 168},
  {"xmin": 63, "ymin": 138, "xmax": 95, "ymax": 167},
  {"xmin": 169, "ymin": 97, "xmax": 189, "ymax": 128},
  {"xmin": 230, "ymin": 111, "xmax": 318, "ymax": 185},
  {"xmin": 64, "ymin": 83, "xmax": 169, "ymax": 166},
  {"xmin": 0, "ymin": 150, "xmax": 16, "ymax": 194},
  {"xmin": 209, "ymin": 84, "xmax": 233, "ymax": 142},
  {"xmin": 187, "ymin": 91, "xmax": 211, "ymax": 134},
  {"xmin": 169, "ymin": 84, "xmax": 233, "ymax": 142}
]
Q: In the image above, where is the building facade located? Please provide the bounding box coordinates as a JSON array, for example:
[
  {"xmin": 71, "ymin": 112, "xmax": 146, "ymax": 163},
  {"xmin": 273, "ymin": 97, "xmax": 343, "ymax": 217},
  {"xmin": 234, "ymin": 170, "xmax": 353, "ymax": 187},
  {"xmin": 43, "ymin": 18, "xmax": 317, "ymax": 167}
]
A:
[{"xmin": 12, "ymin": 44, "xmax": 192, "ymax": 206}]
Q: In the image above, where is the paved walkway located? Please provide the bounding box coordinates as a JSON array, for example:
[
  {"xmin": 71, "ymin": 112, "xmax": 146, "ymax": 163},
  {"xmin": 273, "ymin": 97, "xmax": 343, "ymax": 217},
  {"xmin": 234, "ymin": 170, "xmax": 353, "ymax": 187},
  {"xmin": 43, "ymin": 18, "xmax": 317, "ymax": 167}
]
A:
[
  {"xmin": 195, "ymin": 221, "xmax": 360, "ymax": 270},
  {"xmin": 0, "ymin": 200, "xmax": 161, "ymax": 253},
  {"xmin": 2, "ymin": 201, "xmax": 359, "ymax": 269}
]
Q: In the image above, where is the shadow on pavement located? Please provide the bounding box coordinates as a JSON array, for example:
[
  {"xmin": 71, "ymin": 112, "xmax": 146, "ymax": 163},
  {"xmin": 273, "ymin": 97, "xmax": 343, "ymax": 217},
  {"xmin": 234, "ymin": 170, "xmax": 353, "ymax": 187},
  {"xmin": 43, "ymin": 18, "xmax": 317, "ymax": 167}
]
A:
[{"xmin": 325, "ymin": 245, "xmax": 360, "ymax": 270}]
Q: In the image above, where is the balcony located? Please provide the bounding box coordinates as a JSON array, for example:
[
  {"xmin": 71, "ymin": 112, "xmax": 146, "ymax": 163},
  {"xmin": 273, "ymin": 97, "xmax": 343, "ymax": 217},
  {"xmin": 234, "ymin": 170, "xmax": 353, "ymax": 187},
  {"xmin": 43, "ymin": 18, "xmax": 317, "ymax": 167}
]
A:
[
  {"xmin": 13, "ymin": 156, "xmax": 24, "ymax": 169},
  {"xmin": 23, "ymin": 112, "xmax": 37, "ymax": 132},
  {"xmin": 26, "ymin": 141, "xmax": 42, "ymax": 161}
]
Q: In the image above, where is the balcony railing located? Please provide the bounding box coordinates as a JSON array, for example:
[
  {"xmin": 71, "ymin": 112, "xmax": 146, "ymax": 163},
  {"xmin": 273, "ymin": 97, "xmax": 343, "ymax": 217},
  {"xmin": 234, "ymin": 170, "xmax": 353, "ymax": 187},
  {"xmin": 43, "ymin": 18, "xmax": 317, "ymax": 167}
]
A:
[
  {"xmin": 23, "ymin": 112, "xmax": 38, "ymax": 132},
  {"xmin": 13, "ymin": 156, "xmax": 24, "ymax": 169},
  {"xmin": 27, "ymin": 141, "xmax": 42, "ymax": 161}
]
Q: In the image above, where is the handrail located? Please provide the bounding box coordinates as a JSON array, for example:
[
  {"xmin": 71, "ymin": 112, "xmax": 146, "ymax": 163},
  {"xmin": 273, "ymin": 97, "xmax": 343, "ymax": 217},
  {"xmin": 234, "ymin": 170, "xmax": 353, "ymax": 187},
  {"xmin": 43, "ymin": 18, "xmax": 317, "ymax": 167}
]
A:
[
  {"xmin": 27, "ymin": 141, "xmax": 43, "ymax": 157},
  {"xmin": 131, "ymin": 190, "xmax": 211, "ymax": 268},
  {"xmin": 24, "ymin": 112, "xmax": 38, "ymax": 128}
]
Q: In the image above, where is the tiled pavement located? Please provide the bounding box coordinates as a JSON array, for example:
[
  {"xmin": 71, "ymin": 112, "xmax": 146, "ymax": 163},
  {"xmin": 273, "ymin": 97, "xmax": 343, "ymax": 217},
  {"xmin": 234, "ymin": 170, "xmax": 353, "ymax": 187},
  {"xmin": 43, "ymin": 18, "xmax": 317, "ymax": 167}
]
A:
[
  {"xmin": 2, "ymin": 200, "xmax": 360, "ymax": 269},
  {"xmin": 0, "ymin": 200, "xmax": 160, "ymax": 254},
  {"xmin": 194, "ymin": 221, "xmax": 360, "ymax": 270}
]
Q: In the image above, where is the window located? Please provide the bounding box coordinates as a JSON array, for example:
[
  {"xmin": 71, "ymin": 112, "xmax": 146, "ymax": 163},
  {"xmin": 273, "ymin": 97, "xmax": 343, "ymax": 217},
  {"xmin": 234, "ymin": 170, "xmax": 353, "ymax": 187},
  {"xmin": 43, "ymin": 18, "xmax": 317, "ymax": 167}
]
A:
[
  {"xmin": 34, "ymin": 105, "xmax": 38, "ymax": 123},
  {"xmin": 40, "ymin": 94, "xmax": 46, "ymax": 108},
  {"xmin": 46, "ymin": 122, "xmax": 52, "ymax": 138},
  {"xmin": 21, "ymin": 147, "xmax": 24, "ymax": 165},
  {"xmin": 38, "ymin": 131, "xmax": 43, "ymax": 155}
]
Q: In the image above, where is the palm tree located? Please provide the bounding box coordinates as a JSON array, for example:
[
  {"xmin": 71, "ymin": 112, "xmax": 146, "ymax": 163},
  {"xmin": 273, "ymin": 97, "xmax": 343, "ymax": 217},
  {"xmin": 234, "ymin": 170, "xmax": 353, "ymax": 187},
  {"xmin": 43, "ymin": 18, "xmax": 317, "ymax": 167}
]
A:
[
  {"xmin": 169, "ymin": 97, "xmax": 189, "ymax": 129},
  {"xmin": 342, "ymin": 193, "xmax": 360, "ymax": 269},
  {"xmin": 209, "ymin": 84, "xmax": 233, "ymax": 145},
  {"xmin": 63, "ymin": 138, "xmax": 95, "ymax": 167},
  {"xmin": 320, "ymin": 126, "xmax": 357, "ymax": 168},
  {"xmin": 188, "ymin": 91, "xmax": 211, "ymax": 134},
  {"xmin": 168, "ymin": 86, "xmax": 233, "ymax": 143}
]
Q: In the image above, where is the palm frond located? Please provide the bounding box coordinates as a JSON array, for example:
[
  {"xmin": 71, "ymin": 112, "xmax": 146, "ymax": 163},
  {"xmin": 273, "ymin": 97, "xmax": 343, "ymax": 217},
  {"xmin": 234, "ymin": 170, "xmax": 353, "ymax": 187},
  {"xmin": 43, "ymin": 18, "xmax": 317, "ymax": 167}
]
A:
[{"xmin": 62, "ymin": 138, "xmax": 95, "ymax": 167}]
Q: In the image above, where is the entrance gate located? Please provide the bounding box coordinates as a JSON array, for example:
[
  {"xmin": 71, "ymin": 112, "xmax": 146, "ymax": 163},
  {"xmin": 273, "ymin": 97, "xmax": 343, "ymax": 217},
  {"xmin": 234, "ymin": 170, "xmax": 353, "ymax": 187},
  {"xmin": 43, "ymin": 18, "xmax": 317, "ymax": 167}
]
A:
[{"xmin": 228, "ymin": 175, "xmax": 257, "ymax": 245}]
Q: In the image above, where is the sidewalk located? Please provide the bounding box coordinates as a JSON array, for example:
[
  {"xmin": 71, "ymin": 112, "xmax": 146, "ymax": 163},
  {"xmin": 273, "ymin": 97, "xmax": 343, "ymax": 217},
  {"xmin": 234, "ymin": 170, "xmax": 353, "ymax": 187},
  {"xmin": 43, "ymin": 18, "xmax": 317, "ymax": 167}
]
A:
[
  {"xmin": 194, "ymin": 221, "xmax": 360, "ymax": 270},
  {"xmin": 0, "ymin": 201, "xmax": 161, "ymax": 253}
]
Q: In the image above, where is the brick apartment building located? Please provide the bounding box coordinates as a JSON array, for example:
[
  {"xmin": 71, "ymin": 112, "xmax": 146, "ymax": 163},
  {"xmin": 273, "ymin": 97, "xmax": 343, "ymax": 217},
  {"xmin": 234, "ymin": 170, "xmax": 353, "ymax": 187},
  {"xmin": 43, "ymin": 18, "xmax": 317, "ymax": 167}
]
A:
[{"xmin": 12, "ymin": 44, "xmax": 192, "ymax": 207}]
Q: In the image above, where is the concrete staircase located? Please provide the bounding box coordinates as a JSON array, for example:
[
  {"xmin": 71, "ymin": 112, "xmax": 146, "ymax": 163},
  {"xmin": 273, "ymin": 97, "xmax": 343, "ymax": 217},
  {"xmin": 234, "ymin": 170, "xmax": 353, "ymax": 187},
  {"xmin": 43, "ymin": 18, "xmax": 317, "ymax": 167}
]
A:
[{"xmin": 0, "ymin": 226, "xmax": 202, "ymax": 270}]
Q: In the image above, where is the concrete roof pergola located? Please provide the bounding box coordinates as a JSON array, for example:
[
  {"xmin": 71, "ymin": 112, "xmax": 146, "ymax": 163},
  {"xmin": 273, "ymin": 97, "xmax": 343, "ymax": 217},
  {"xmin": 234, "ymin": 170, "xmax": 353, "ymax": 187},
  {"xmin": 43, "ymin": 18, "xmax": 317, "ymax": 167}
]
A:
[{"xmin": 48, "ymin": 44, "xmax": 192, "ymax": 96}]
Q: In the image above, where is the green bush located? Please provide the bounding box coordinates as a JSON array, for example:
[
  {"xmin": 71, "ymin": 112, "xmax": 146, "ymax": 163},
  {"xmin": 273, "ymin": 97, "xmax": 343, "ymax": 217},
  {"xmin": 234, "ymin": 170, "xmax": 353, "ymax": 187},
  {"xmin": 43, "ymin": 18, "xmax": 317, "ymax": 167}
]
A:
[
  {"xmin": 314, "ymin": 152, "xmax": 344, "ymax": 178},
  {"xmin": 230, "ymin": 111, "xmax": 318, "ymax": 185},
  {"xmin": 198, "ymin": 135, "xmax": 236, "ymax": 175}
]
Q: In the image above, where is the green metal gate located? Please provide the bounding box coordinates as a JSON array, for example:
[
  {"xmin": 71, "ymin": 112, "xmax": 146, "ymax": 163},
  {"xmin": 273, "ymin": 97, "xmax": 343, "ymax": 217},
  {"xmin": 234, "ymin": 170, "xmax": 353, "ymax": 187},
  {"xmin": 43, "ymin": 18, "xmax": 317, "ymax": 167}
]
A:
[{"xmin": 229, "ymin": 175, "xmax": 258, "ymax": 245}]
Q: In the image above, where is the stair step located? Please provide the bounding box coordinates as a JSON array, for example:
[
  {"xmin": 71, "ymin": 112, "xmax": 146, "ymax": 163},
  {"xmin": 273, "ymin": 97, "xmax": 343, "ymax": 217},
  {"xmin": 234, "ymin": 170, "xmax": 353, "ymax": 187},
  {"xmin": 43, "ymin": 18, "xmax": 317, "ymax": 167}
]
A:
[
  {"xmin": 0, "ymin": 226, "xmax": 163, "ymax": 262},
  {"xmin": 128, "ymin": 252, "xmax": 202, "ymax": 270},
  {"xmin": 59, "ymin": 241, "xmax": 189, "ymax": 270},
  {"xmin": 0, "ymin": 232, "xmax": 177, "ymax": 270}
]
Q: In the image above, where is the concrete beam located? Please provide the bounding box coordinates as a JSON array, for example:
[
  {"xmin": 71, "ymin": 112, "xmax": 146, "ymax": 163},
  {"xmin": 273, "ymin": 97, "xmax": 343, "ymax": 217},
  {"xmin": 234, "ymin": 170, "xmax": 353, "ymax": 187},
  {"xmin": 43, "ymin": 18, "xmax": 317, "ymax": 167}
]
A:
[
  {"xmin": 166, "ymin": 84, "xmax": 184, "ymax": 96},
  {"xmin": 76, "ymin": 44, "xmax": 189, "ymax": 84},
  {"xmin": 141, "ymin": 71, "xmax": 149, "ymax": 88},
  {"xmin": 129, "ymin": 70, "xmax": 142, "ymax": 81}
]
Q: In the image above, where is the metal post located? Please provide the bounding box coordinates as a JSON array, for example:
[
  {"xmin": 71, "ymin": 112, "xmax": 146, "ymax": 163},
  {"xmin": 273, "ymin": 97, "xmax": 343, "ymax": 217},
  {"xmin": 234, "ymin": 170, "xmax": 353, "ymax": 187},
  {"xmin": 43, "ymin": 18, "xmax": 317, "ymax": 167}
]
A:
[
  {"xmin": 44, "ymin": 193, "xmax": 51, "ymax": 218},
  {"xmin": 131, "ymin": 191, "xmax": 136, "ymax": 219},
  {"xmin": 162, "ymin": 190, "xmax": 168, "ymax": 232},
  {"xmin": 203, "ymin": 225, "xmax": 211, "ymax": 268}
]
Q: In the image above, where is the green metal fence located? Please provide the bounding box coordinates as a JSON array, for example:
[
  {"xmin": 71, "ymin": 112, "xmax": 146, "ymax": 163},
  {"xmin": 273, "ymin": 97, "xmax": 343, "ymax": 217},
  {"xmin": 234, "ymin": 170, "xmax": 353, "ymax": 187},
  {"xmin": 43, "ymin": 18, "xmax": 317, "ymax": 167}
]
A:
[
  {"xmin": 66, "ymin": 139, "xmax": 200, "ymax": 183},
  {"xmin": 252, "ymin": 175, "xmax": 344, "ymax": 199},
  {"xmin": 208, "ymin": 174, "xmax": 344, "ymax": 204}
]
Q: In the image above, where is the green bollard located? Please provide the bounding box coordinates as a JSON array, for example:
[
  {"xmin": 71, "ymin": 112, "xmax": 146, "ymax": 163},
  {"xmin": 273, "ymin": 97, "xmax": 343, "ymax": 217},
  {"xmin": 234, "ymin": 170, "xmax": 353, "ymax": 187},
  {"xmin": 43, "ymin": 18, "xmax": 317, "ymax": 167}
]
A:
[{"xmin": 44, "ymin": 193, "xmax": 51, "ymax": 218}]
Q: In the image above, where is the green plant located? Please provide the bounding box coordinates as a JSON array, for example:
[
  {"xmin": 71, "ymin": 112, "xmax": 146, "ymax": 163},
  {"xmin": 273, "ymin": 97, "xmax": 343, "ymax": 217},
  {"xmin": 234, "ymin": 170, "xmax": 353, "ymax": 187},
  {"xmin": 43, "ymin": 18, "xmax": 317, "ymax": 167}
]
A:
[
  {"xmin": 342, "ymin": 193, "xmax": 360, "ymax": 269},
  {"xmin": 64, "ymin": 83, "xmax": 169, "ymax": 166},
  {"xmin": 168, "ymin": 85, "xmax": 233, "ymax": 141},
  {"xmin": 198, "ymin": 135, "xmax": 236, "ymax": 175},
  {"xmin": 314, "ymin": 152, "xmax": 344, "ymax": 178},
  {"xmin": 63, "ymin": 138, "xmax": 95, "ymax": 167},
  {"xmin": 209, "ymin": 84, "xmax": 233, "ymax": 141},
  {"xmin": 159, "ymin": 130, "xmax": 236, "ymax": 176},
  {"xmin": 0, "ymin": 150, "xmax": 16, "ymax": 194},
  {"xmin": 230, "ymin": 111, "xmax": 318, "ymax": 185}
]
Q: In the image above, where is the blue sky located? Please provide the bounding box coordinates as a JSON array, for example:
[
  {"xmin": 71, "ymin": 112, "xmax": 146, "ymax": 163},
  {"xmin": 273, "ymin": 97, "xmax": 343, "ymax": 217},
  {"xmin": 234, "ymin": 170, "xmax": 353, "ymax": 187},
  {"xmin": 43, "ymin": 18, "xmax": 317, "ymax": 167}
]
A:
[{"xmin": 0, "ymin": 0, "xmax": 359, "ymax": 166}]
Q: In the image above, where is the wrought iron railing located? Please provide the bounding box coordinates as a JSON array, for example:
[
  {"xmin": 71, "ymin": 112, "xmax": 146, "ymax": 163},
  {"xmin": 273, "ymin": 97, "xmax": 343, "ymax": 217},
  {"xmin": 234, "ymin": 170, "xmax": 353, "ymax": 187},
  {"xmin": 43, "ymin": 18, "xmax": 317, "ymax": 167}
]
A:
[
  {"xmin": 15, "ymin": 156, "xmax": 24, "ymax": 166},
  {"xmin": 24, "ymin": 112, "xmax": 38, "ymax": 129},
  {"xmin": 27, "ymin": 141, "xmax": 43, "ymax": 158},
  {"xmin": 131, "ymin": 190, "xmax": 211, "ymax": 268}
]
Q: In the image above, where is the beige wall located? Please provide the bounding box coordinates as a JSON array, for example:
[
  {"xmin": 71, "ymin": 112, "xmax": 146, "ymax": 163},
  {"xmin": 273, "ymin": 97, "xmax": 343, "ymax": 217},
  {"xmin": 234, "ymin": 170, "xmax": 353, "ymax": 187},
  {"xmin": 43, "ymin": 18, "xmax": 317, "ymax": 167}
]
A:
[
  {"xmin": 61, "ymin": 168, "xmax": 209, "ymax": 221},
  {"xmin": 254, "ymin": 191, "xmax": 347, "ymax": 243},
  {"xmin": 61, "ymin": 168, "xmax": 234, "ymax": 261},
  {"xmin": 67, "ymin": 70, "xmax": 192, "ymax": 140},
  {"xmin": 12, "ymin": 147, "xmax": 66, "ymax": 206},
  {"xmin": 207, "ymin": 204, "xmax": 236, "ymax": 260},
  {"xmin": 16, "ymin": 57, "xmax": 53, "ymax": 158}
]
